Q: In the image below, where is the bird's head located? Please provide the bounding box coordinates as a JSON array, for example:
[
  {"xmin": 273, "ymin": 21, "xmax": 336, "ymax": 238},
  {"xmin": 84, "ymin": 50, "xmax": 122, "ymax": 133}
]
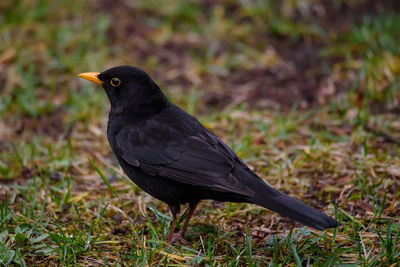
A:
[{"xmin": 78, "ymin": 66, "xmax": 169, "ymax": 115}]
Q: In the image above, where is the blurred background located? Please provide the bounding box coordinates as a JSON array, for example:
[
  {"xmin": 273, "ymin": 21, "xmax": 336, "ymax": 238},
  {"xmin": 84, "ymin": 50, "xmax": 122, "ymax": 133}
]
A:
[
  {"xmin": 1, "ymin": 0, "xmax": 399, "ymax": 178},
  {"xmin": 0, "ymin": 0, "xmax": 399, "ymax": 265},
  {"xmin": 1, "ymin": 0, "xmax": 399, "ymax": 122}
]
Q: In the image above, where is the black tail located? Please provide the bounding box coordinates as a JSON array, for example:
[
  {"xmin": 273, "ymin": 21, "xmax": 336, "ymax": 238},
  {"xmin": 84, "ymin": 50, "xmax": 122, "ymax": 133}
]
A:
[{"xmin": 251, "ymin": 182, "xmax": 339, "ymax": 230}]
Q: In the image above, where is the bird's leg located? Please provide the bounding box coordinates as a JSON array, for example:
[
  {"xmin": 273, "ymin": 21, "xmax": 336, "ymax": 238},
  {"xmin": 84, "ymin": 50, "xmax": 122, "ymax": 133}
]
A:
[
  {"xmin": 167, "ymin": 205, "xmax": 180, "ymax": 243},
  {"xmin": 171, "ymin": 203, "xmax": 198, "ymax": 243}
]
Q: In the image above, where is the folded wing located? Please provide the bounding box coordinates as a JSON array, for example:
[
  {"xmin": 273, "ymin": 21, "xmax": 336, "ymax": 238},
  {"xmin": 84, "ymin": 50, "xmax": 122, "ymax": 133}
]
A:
[{"xmin": 115, "ymin": 122, "xmax": 254, "ymax": 197}]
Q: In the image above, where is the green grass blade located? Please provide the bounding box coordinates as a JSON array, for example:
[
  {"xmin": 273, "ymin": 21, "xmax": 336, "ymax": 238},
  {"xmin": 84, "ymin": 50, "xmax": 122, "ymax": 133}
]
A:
[{"xmin": 88, "ymin": 158, "xmax": 119, "ymax": 197}]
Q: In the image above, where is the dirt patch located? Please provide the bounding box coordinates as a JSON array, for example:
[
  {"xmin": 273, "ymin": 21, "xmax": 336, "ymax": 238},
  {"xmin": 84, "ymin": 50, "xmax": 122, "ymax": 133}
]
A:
[
  {"xmin": 9, "ymin": 109, "xmax": 67, "ymax": 140},
  {"xmin": 95, "ymin": 0, "xmax": 395, "ymax": 110}
]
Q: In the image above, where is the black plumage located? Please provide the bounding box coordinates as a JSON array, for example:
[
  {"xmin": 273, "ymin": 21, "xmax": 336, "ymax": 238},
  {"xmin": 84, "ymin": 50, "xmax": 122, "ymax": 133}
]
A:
[{"xmin": 78, "ymin": 66, "xmax": 339, "ymax": 243}]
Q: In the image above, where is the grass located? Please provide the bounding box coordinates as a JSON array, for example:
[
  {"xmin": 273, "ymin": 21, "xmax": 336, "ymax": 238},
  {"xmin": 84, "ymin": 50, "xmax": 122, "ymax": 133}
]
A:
[{"xmin": 1, "ymin": 0, "xmax": 399, "ymax": 265}]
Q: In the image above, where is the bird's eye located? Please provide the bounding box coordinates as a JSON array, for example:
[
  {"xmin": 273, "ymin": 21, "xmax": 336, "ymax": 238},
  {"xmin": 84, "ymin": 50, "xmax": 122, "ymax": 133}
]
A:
[{"xmin": 110, "ymin": 78, "xmax": 121, "ymax": 87}]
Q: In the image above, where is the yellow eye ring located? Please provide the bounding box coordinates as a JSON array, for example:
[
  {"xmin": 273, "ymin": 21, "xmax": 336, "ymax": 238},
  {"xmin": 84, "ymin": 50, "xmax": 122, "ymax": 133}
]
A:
[{"xmin": 110, "ymin": 78, "xmax": 121, "ymax": 87}]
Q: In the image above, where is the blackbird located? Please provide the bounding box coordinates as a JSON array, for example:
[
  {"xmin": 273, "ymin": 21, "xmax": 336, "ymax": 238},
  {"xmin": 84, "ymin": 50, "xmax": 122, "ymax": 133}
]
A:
[{"xmin": 78, "ymin": 66, "xmax": 339, "ymax": 243}]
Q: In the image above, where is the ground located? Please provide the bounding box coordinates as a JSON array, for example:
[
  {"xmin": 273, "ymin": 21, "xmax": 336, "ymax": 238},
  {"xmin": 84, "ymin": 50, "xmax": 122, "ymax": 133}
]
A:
[{"xmin": 0, "ymin": 0, "xmax": 399, "ymax": 266}]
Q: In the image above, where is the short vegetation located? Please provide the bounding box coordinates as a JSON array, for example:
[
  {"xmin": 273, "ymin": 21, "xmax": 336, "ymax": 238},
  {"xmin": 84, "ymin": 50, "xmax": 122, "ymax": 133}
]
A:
[{"xmin": 0, "ymin": 0, "xmax": 399, "ymax": 265}]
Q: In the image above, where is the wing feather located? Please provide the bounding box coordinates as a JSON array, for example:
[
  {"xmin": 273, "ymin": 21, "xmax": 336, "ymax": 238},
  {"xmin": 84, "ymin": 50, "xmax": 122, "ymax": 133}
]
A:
[{"xmin": 115, "ymin": 122, "xmax": 254, "ymax": 197}]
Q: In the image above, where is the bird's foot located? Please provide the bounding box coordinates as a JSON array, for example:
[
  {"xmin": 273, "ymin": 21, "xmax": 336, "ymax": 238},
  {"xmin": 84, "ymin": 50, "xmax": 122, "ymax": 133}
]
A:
[{"xmin": 167, "ymin": 232, "xmax": 189, "ymax": 245}]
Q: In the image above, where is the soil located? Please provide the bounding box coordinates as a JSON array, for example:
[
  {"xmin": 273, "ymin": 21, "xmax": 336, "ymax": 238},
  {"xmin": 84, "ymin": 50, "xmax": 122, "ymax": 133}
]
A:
[{"xmin": 96, "ymin": 0, "xmax": 397, "ymax": 110}]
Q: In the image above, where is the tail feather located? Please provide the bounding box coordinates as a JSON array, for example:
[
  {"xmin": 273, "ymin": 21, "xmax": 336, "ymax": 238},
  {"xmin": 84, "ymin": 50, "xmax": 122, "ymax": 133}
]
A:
[{"xmin": 251, "ymin": 182, "xmax": 339, "ymax": 230}]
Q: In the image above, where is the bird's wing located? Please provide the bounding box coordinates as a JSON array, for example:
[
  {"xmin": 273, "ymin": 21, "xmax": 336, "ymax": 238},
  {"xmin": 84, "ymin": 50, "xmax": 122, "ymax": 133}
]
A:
[
  {"xmin": 198, "ymin": 131, "xmax": 249, "ymax": 168},
  {"xmin": 115, "ymin": 122, "xmax": 254, "ymax": 197}
]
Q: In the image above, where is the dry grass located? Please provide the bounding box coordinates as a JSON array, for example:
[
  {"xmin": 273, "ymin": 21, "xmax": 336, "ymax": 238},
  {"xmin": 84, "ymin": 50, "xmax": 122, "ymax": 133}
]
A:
[{"xmin": 1, "ymin": 0, "xmax": 399, "ymax": 265}]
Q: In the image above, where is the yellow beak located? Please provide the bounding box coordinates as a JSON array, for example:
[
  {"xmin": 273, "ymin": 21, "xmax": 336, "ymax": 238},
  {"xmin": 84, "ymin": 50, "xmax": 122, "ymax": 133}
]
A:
[{"xmin": 78, "ymin": 72, "xmax": 102, "ymax": 85}]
